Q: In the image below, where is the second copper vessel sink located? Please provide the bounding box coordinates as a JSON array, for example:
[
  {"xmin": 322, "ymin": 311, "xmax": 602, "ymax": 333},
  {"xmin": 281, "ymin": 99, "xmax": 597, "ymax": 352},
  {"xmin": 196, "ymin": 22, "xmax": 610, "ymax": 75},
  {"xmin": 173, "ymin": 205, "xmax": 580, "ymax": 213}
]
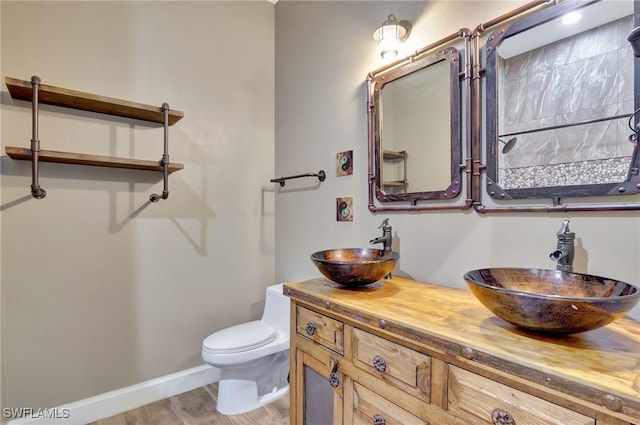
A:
[{"xmin": 463, "ymin": 268, "xmax": 640, "ymax": 334}]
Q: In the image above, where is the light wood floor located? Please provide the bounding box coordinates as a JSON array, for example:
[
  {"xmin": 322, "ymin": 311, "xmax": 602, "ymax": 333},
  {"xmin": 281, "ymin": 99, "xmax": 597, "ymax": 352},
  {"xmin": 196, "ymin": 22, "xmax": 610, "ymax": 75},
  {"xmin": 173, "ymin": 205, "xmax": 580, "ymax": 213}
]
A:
[{"xmin": 87, "ymin": 383, "xmax": 289, "ymax": 425}]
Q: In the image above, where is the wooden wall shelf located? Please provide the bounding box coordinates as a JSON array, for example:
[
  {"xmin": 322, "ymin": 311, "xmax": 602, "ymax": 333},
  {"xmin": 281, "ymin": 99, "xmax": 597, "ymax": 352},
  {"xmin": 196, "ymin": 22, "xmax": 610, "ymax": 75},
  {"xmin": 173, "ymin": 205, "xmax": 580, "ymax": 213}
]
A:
[
  {"xmin": 5, "ymin": 77, "xmax": 184, "ymax": 125},
  {"xmin": 5, "ymin": 146, "xmax": 184, "ymax": 173},
  {"xmin": 382, "ymin": 150, "xmax": 407, "ymax": 191},
  {"xmin": 5, "ymin": 75, "xmax": 184, "ymax": 200}
]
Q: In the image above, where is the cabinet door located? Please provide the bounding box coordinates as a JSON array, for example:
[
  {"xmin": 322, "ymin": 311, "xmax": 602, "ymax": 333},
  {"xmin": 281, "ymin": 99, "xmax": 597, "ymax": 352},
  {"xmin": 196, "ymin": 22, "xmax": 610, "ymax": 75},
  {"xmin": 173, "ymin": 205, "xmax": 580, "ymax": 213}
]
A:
[{"xmin": 295, "ymin": 348, "xmax": 344, "ymax": 425}]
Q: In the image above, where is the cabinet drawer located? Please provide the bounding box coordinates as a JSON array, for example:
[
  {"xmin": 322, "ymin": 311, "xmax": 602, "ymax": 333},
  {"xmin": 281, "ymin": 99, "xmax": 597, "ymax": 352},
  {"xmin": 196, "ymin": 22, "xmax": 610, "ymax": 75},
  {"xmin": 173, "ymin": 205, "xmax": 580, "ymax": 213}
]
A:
[
  {"xmin": 296, "ymin": 306, "xmax": 344, "ymax": 354},
  {"xmin": 352, "ymin": 328, "xmax": 431, "ymax": 403},
  {"xmin": 448, "ymin": 365, "xmax": 595, "ymax": 425},
  {"xmin": 353, "ymin": 382, "xmax": 428, "ymax": 425}
]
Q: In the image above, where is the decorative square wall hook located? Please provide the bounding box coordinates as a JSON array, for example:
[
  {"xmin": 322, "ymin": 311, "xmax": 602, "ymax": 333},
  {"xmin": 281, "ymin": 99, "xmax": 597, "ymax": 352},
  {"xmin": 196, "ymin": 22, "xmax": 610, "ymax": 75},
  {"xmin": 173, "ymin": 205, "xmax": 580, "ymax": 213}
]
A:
[
  {"xmin": 336, "ymin": 150, "xmax": 353, "ymax": 176},
  {"xmin": 336, "ymin": 197, "xmax": 353, "ymax": 222}
]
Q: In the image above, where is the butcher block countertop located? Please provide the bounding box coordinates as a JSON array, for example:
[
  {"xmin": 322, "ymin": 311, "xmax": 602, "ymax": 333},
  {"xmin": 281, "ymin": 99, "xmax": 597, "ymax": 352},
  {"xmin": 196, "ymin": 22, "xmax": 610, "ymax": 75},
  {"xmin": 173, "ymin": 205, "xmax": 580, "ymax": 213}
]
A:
[{"xmin": 284, "ymin": 277, "xmax": 640, "ymax": 420}]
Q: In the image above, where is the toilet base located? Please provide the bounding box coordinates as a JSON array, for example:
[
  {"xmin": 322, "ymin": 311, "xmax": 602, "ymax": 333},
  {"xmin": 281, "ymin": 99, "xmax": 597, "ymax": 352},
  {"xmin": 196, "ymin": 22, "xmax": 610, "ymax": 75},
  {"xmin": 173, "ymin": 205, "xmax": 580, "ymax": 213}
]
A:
[
  {"xmin": 214, "ymin": 350, "xmax": 290, "ymax": 415},
  {"xmin": 216, "ymin": 379, "xmax": 289, "ymax": 415}
]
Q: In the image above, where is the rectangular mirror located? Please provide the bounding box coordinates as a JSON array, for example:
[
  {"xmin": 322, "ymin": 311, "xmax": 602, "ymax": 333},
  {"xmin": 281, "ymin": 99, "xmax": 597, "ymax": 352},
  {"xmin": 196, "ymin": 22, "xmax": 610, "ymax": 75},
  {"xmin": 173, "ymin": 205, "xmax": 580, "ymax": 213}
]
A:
[
  {"xmin": 368, "ymin": 46, "xmax": 465, "ymax": 206},
  {"xmin": 484, "ymin": 0, "xmax": 640, "ymax": 200}
]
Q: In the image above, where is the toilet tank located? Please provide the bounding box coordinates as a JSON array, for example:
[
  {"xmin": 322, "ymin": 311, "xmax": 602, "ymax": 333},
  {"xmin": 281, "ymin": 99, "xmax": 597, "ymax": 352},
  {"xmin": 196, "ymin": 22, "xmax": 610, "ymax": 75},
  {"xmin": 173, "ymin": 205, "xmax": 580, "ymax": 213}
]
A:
[{"xmin": 261, "ymin": 283, "xmax": 290, "ymax": 335}]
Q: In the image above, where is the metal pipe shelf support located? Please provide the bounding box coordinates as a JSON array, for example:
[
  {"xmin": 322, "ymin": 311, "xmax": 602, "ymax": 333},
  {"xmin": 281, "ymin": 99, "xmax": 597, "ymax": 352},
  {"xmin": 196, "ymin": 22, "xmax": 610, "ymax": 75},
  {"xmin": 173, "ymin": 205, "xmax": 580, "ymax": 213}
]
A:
[
  {"xmin": 150, "ymin": 103, "xmax": 171, "ymax": 203},
  {"xmin": 30, "ymin": 76, "xmax": 46, "ymax": 199}
]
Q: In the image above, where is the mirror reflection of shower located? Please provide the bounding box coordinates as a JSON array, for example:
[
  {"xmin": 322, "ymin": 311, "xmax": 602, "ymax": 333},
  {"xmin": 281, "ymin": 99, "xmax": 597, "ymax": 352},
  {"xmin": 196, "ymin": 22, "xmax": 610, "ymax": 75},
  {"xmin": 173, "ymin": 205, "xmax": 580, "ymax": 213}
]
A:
[{"xmin": 499, "ymin": 137, "xmax": 518, "ymax": 154}]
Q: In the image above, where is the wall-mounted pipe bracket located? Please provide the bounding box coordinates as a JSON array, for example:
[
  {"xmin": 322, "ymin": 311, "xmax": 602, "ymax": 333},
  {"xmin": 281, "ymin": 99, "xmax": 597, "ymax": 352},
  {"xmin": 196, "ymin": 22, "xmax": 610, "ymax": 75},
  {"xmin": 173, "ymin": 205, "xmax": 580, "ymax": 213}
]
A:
[
  {"xmin": 150, "ymin": 103, "xmax": 171, "ymax": 203},
  {"xmin": 30, "ymin": 76, "xmax": 46, "ymax": 199}
]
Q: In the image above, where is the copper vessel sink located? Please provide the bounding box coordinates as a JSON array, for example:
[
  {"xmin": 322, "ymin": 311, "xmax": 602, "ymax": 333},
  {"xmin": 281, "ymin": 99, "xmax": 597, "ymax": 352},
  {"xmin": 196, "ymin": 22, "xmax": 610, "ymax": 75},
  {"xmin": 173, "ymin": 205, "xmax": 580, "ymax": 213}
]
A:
[
  {"xmin": 463, "ymin": 268, "xmax": 640, "ymax": 334},
  {"xmin": 310, "ymin": 248, "xmax": 399, "ymax": 287}
]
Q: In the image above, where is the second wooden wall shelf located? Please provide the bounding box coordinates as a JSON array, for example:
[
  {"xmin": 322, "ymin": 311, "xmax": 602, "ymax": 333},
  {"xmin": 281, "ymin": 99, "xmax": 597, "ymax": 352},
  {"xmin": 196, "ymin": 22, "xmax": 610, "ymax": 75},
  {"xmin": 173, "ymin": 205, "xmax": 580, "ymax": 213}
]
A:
[
  {"xmin": 5, "ymin": 147, "xmax": 184, "ymax": 173},
  {"xmin": 5, "ymin": 76, "xmax": 185, "ymax": 200}
]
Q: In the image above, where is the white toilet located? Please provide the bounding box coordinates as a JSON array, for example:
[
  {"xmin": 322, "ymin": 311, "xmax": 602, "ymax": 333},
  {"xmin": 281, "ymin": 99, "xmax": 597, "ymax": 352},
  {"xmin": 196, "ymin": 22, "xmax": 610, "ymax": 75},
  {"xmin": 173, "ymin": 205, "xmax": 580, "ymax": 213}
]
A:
[{"xmin": 202, "ymin": 283, "xmax": 290, "ymax": 415}]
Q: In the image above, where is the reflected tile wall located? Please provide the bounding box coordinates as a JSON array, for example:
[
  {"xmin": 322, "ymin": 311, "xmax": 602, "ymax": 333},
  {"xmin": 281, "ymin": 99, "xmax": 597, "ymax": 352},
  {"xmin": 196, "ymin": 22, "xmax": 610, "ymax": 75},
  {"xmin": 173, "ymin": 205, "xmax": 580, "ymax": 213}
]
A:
[{"xmin": 500, "ymin": 15, "xmax": 634, "ymax": 178}]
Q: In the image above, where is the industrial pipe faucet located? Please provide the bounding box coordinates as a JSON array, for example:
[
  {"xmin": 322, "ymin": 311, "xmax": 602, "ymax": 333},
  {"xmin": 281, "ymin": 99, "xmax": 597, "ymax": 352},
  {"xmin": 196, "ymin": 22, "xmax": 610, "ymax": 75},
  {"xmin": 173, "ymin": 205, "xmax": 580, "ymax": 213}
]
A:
[
  {"xmin": 370, "ymin": 218, "xmax": 392, "ymax": 251},
  {"xmin": 549, "ymin": 219, "xmax": 575, "ymax": 272},
  {"xmin": 370, "ymin": 218, "xmax": 393, "ymax": 279}
]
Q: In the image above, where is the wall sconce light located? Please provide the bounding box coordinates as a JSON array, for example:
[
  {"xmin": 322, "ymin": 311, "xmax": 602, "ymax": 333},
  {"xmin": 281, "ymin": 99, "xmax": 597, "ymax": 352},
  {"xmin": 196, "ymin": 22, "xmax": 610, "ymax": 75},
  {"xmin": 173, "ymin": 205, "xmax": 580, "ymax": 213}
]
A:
[{"xmin": 373, "ymin": 14, "xmax": 412, "ymax": 59}]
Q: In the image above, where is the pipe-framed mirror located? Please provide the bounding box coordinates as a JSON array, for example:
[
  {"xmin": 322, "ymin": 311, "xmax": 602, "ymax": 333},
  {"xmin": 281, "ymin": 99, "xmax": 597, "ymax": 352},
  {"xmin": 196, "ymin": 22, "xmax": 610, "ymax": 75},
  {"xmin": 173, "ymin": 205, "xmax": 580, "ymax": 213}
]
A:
[
  {"xmin": 367, "ymin": 37, "xmax": 468, "ymax": 211},
  {"xmin": 484, "ymin": 0, "xmax": 640, "ymax": 202}
]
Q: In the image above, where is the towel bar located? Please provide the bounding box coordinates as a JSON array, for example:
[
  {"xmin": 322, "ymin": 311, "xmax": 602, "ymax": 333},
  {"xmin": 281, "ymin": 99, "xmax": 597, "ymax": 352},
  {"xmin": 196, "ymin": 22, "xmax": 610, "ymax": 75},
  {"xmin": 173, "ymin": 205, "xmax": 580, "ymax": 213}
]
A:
[{"xmin": 271, "ymin": 170, "xmax": 326, "ymax": 187}]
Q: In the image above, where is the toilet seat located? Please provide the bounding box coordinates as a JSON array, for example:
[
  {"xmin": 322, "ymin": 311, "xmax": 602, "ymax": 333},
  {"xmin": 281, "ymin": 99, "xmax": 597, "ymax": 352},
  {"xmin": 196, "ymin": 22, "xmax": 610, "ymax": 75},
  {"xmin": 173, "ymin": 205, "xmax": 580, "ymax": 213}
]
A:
[{"xmin": 203, "ymin": 320, "xmax": 278, "ymax": 354}]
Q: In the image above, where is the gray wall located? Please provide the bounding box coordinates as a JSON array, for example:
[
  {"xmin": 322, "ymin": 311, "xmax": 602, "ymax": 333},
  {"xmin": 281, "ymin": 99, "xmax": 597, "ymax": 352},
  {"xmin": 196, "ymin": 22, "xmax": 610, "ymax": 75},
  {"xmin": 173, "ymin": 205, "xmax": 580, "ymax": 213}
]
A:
[{"xmin": 1, "ymin": 1, "xmax": 275, "ymax": 409}]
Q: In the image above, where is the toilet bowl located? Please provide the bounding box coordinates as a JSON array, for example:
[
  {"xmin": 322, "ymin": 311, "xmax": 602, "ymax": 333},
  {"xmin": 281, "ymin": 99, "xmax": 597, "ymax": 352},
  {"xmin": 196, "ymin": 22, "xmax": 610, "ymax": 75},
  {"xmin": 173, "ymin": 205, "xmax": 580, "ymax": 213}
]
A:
[{"xmin": 202, "ymin": 283, "xmax": 290, "ymax": 415}]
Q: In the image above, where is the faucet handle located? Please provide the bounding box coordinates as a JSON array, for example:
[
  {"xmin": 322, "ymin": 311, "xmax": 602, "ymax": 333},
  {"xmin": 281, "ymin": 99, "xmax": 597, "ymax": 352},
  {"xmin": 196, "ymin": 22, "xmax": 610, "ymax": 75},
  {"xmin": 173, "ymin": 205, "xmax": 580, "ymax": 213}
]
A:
[
  {"xmin": 378, "ymin": 218, "xmax": 390, "ymax": 229},
  {"xmin": 557, "ymin": 219, "xmax": 570, "ymax": 235},
  {"xmin": 556, "ymin": 219, "xmax": 575, "ymax": 239}
]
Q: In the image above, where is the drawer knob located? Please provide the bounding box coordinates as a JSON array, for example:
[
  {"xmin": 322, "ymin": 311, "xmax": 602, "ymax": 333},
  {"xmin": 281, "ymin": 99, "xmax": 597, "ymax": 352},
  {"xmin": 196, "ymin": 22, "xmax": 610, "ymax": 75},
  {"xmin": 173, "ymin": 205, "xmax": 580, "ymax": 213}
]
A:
[
  {"xmin": 373, "ymin": 414, "xmax": 386, "ymax": 425},
  {"xmin": 305, "ymin": 322, "xmax": 316, "ymax": 336},
  {"xmin": 373, "ymin": 355, "xmax": 387, "ymax": 373},
  {"xmin": 491, "ymin": 408, "xmax": 515, "ymax": 425},
  {"xmin": 328, "ymin": 373, "xmax": 340, "ymax": 388}
]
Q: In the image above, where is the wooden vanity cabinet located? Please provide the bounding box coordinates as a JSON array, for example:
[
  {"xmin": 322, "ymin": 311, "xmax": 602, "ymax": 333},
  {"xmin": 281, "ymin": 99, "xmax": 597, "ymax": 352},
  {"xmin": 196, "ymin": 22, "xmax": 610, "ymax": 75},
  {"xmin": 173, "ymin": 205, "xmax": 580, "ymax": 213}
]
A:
[{"xmin": 286, "ymin": 278, "xmax": 640, "ymax": 425}]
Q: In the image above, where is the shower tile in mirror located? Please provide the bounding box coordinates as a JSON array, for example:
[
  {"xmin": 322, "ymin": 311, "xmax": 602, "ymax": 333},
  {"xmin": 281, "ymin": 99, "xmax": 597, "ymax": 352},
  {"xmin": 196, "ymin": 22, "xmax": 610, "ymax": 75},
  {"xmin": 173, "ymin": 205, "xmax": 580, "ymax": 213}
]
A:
[
  {"xmin": 336, "ymin": 150, "xmax": 353, "ymax": 176},
  {"xmin": 336, "ymin": 197, "xmax": 353, "ymax": 222}
]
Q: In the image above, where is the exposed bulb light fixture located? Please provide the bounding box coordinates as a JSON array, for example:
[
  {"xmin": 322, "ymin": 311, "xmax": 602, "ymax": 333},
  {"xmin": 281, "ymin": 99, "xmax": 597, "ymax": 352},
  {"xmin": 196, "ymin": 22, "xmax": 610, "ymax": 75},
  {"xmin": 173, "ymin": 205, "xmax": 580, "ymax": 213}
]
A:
[{"xmin": 373, "ymin": 14, "xmax": 412, "ymax": 59}]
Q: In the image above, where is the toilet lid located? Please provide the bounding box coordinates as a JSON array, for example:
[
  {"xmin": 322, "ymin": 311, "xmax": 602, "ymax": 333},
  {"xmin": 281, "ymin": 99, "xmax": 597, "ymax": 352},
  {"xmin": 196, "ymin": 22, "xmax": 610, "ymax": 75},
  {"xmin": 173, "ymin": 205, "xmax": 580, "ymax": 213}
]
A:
[{"xmin": 203, "ymin": 320, "xmax": 278, "ymax": 354}]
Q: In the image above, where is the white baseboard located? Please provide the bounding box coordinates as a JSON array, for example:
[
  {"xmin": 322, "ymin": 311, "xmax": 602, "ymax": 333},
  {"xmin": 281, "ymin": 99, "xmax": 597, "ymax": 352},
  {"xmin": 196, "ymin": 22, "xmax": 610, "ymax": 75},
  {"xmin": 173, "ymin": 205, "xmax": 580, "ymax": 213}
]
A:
[{"xmin": 6, "ymin": 364, "xmax": 220, "ymax": 425}]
